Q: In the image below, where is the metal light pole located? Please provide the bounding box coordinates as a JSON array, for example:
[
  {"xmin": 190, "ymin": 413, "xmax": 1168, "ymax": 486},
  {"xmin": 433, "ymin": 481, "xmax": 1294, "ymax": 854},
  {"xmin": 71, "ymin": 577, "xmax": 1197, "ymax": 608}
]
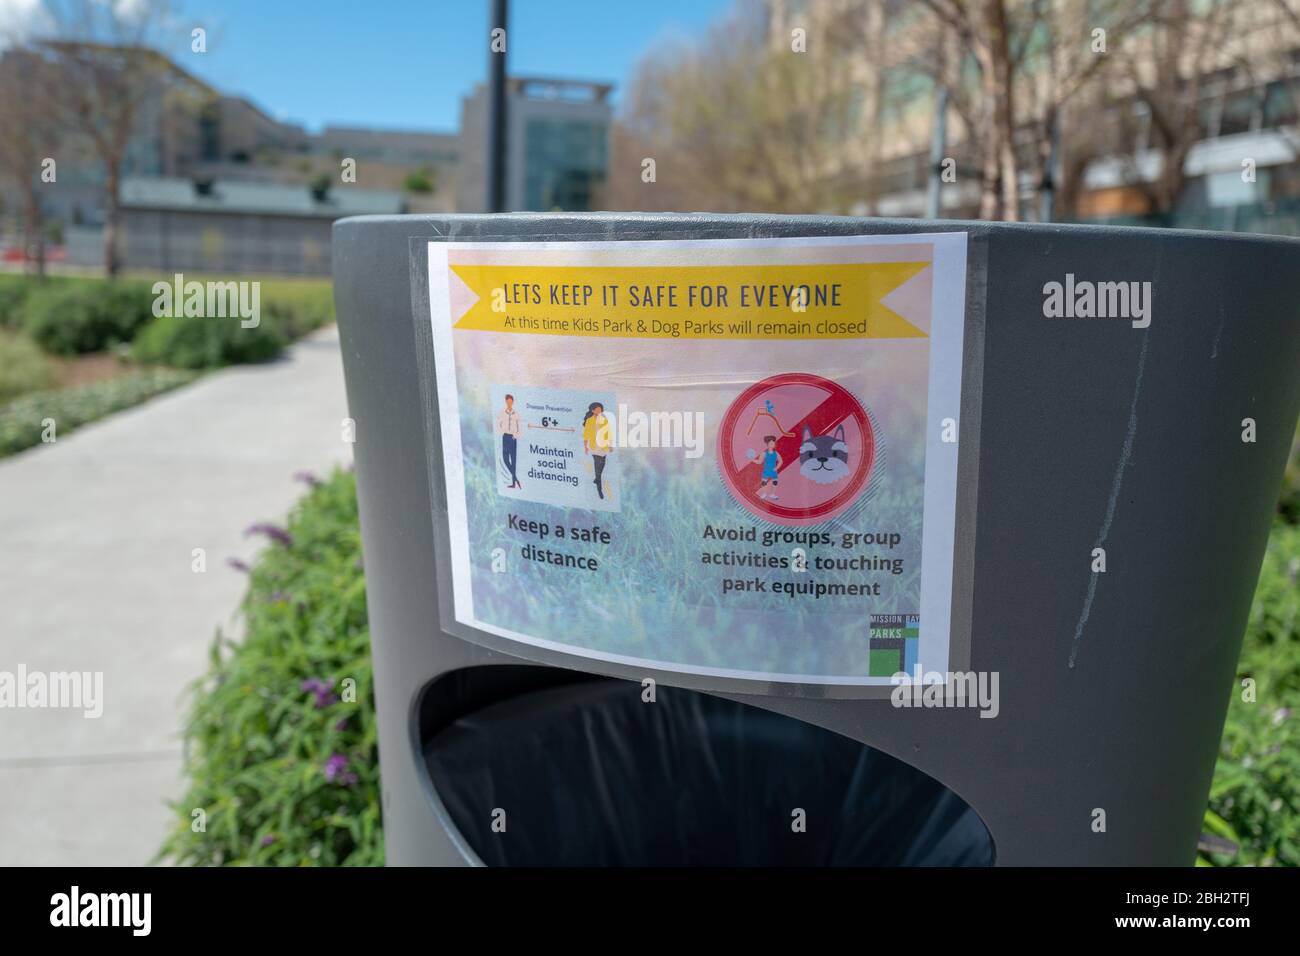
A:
[
  {"xmin": 1039, "ymin": 111, "xmax": 1059, "ymax": 223},
  {"xmin": 926, "ymin": 87, "xmax": 949, "ymax": 220},
  {"xmin": 487, "ymin": 0, "xmax": 509, "ymax": 213}
]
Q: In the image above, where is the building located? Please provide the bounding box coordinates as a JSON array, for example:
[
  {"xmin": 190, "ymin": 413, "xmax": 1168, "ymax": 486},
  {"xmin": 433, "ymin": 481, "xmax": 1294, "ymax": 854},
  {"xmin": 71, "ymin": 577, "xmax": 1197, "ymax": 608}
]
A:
[
  {"xmin": 0, "ymin": 41, "xmax": 462, "ymax": 272},
  {"xmin": 761, "ymin": 0, "xmax": 1300, "ymax": 229},
  {"xmin": 457, "ymin": 76, "xmax": 613, "ymax": 213},
  {"xmin": 0, "ymin": 43, "xmax": 319, "ymax": 237},
  {"xmin": 21, "ymin": 44, "xmax": 313, "ymax": 187},
  {"xmin": 2, "ymin": 44, "xmax": 609, "ymax": 274},
  {"xmin": 315, "ymin": 126, "xmax": 460, "ymax": 211},
  {"xmin": 115, "ymin": 176, "xmax": 404, "ymax": 276}
]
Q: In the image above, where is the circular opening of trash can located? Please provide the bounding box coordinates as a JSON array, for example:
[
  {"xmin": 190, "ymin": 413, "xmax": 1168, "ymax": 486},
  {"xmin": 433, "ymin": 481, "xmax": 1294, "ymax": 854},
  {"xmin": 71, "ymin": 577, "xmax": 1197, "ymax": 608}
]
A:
[{"xmin": 421, "ymin": 669, "xmax": 994, "ymax": 866}]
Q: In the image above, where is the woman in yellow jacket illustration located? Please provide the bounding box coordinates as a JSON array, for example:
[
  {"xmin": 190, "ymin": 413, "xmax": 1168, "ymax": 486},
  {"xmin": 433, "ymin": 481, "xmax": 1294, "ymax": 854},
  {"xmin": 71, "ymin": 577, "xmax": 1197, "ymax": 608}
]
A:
[{"xmin": 582, "ymin": 402, "xmax": 612, "ymax": 500}]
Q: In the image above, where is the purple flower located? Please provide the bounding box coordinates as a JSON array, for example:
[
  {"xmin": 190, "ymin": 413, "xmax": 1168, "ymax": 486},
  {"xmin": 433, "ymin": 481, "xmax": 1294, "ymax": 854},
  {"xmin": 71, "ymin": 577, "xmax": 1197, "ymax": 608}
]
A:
[
  {"xmin": 294, "ymin": 470, "xmax": 322, "ymax": 488},
  {"xmin": 245, "ymin": 522, "xmax": 293, "ymax": 548},
  {"xmin": 324, "ymin": 753, "xmax": 358, "ymax": 786},
  {"xmin": 301, "ymin": 677, "xmax": 337, "ymax": 709},
  {"xmin": 226, "ymin": 557, "xmax": 251, "ymax": 574},
  {"xmin": 261, "ymin": 834, "xmax": 277, "ymax": 848}
]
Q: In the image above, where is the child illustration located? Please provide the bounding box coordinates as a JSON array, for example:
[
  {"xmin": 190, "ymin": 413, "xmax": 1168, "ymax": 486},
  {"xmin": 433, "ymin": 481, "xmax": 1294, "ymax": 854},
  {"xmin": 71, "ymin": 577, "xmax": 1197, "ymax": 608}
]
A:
[
  {"xmin": 582, "ymin": 402, "xmax": 613, "ymax": 500},
  {"xmin": 756, "ymin": 435, "xmax": 782, "ymax": 500}
]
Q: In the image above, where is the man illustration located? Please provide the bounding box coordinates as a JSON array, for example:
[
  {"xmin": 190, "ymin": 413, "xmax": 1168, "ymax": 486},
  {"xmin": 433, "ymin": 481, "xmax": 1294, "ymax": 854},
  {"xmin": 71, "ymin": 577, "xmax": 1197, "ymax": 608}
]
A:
[{"xmin": 497, "ymin": 394, "xmax": 522, "ymax": 489}]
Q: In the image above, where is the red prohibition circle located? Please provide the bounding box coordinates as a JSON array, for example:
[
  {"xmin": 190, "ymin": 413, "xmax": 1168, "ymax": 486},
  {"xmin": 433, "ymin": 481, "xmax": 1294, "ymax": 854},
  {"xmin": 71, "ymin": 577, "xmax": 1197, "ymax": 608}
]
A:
[{"xmin": 717, "ymin": 372, "xmax": 875, "ymax": 527}]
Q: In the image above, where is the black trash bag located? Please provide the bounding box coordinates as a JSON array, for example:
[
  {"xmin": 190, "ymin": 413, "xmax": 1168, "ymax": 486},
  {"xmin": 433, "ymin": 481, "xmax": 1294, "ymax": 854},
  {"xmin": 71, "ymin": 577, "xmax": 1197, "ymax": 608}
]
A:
[{"xmin": 424, "ymin": 680, "xmax": 994, "ymax": 866}]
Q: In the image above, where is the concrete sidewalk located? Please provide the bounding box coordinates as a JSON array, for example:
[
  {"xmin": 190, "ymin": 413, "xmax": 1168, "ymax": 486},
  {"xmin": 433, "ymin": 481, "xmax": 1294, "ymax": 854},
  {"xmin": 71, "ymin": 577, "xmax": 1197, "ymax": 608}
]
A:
[{"xmin": 0, "ymin": 327, "xmax": 351, "ymax": 865}]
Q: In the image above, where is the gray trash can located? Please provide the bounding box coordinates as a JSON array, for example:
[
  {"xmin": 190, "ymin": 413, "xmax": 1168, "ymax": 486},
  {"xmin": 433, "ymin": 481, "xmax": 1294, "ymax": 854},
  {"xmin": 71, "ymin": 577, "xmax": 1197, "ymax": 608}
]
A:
[{"xmin": 332, "ymin": 213, "xmax": 1300, "ymax": 866}]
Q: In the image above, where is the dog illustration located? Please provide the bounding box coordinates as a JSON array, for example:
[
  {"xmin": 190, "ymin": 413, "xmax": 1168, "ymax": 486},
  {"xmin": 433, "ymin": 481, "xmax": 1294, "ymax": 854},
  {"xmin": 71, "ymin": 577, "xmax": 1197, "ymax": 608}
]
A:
[{"xmin": 799, "ymin": 424, "xmax": 850, "ymax": 485}]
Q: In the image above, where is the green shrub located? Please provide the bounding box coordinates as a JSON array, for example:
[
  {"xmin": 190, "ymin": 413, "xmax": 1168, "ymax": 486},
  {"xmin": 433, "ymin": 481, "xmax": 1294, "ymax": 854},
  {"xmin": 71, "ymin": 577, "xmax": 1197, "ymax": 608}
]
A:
[
  {"xmin": 1279, "ymin": 420, "xmax": 1300, "ymax": 525},
  {"xmin": 0, "ymin": 331, "xmax": 55, "ymax": 402},
  {"xmin": 162, "ymin": 469, "xmax": 381, "ymax": 866},
  {"xmin": 1202, "ymin": 520, "xmax": 1300, "ymax": 866},
  {"xmin": 132, "ymin": 313, "xmax": 285, "ymax": 369},
  {"xmin": 0, "ymin": 274, "xmax": 40, "ymax": 328},
  {"xmin": 0, "ymin": 367, "xmax": 196, "ymax": 456},
  {"xmin": 403, "ymin": 168, "xmax": 435, "ymax": 194},
  {"xmin": 263, "ymin": 300, "xmax": 322, "ymax": 342},
  {"xmin": 21, "ymin": 281, "xmax": 154, "ymax": 354},
  {"xmin": 3, "ymin": 274, "xmax": 332, "ymax": 355},
  {"xmin": 100, "ymin": 280, "xmax": 158, "ymax": 337},
  {"xmin": 260, "ymin": 279, "xmax": 335, "ymax": 339}
]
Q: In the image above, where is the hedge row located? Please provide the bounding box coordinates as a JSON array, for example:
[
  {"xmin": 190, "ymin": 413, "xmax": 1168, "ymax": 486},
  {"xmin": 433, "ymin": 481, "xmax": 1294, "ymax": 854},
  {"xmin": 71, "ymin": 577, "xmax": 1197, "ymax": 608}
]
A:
[
  {"xmin": 0, "ymin": 368, "xmax": 197, "ymax": 456},
  {"xmin": 0, "ymin": 331, "xmax": 55, "ymax": 403},
  {"xmin": 1203, "ymin": 519, "xmax": 1300, "ymax": 866},
  {"xmin": 162, "ymin": 469, "xmax": 381, "ymax": 866},
  {"xmin": 0, "ymin": 274, "xmax": 334, "ymax": 368}
]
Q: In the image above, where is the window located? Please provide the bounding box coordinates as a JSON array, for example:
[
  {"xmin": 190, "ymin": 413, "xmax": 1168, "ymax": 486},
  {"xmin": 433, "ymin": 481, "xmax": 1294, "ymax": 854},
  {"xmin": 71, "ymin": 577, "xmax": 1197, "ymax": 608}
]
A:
[
  {"xmin": 523, "ymin": 119, "xmax": 609, "ymax": 211},
  {"xmin": 1218, "ymin": 87, "xmax": 1261, "ymax": 137},
  {"xmin": 1263, "ymin": 80, "xmax": 1299, "ymax": 129},
  {"xmin": 199, "ymin": 102, "xmax": 221, "ymax": 162}
]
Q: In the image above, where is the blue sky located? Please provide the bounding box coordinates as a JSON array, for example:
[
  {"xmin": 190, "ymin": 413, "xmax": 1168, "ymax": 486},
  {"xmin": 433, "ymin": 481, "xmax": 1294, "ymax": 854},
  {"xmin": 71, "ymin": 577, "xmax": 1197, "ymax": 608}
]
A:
[{"xmin": 172, "ymin": 0, "xmax": 734, "ymax": 133}]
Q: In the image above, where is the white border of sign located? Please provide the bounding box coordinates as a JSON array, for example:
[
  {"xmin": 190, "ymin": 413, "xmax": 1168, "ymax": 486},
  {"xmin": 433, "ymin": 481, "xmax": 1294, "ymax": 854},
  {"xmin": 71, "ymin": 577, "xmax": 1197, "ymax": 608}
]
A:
[{"xmin": 427, "ymin": 233, "xmax": 969, "ymax": 686}]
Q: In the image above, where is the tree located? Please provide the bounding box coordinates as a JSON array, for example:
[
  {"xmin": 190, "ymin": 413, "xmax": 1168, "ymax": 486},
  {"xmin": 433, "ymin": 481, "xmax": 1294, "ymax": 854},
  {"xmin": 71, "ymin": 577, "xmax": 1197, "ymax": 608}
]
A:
[
  {"xmin": 916, "ymin": 0, "xmax": 1022, "ymax": 219},
  {"xmin": 40, "ymin": 0, "xmax": 176, "ymax": 277},
  {"xmin": 403, "ymin": 167, "xmax": 437, "ymax": 195},
  {"xmin": 0, "ymin": 47, "xmax": 61, "ymax": 276},
  {"xmin": 610, "ymin": 2, "xmax": 865, "ymax": 213},
  {"xmin": 1269, "ymin": 0, "xmax": 1300, "ymax": 31},
  {"xmin": 913, "ymin": 0, "xmax": 1145, "ymax": 221},
  {"xmin": 869, "ymin": 7, "xmax": 988, "ymax": 215},
  {"xmin": 1115, "ymin": 0, "xmax": 1250, "ymax": 215}
]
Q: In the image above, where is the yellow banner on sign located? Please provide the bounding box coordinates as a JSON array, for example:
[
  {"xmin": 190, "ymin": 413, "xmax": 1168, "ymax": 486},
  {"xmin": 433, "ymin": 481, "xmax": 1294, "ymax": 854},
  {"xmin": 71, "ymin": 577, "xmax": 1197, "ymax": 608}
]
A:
[{"xmin": 448, "ymin": 261, "xmax": 930, "ymax": 340}]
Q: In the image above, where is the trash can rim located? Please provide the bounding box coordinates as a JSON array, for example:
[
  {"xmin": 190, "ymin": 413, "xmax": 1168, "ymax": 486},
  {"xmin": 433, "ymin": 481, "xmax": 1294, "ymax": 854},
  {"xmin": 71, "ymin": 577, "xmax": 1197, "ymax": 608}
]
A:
[{"xmin": 332, "ymin": 211, "xmax": 1300, "ymax": 249}]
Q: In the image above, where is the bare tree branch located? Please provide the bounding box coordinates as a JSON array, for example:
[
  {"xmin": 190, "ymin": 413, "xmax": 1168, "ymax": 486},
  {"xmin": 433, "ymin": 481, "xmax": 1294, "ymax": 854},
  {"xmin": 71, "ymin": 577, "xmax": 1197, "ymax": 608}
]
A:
[{"xmin": 36, "ymin": 0, "xmax": 178, "ymax": 277}]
